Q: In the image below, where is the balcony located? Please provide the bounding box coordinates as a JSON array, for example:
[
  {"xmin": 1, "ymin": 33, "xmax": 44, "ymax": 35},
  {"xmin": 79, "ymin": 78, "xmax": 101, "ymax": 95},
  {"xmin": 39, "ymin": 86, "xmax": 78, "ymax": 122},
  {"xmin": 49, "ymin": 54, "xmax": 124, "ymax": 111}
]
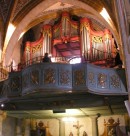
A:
[{"xmin": 0, "ymin": 62, "xmax": 127, "ymax": 111}]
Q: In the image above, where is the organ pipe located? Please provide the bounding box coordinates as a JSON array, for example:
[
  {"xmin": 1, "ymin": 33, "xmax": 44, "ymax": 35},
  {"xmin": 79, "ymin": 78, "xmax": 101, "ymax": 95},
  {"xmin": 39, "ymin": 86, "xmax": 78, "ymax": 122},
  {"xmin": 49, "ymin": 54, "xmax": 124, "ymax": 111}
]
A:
[{"xmin": 24, "ymin": 11, "xmax": 116, "ymax": 65}]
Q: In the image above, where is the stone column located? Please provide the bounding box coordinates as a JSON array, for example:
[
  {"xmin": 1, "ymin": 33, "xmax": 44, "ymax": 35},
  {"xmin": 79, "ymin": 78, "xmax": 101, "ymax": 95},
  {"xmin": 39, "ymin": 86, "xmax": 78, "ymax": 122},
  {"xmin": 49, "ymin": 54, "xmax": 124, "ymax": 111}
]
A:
[
  {"xmin": 0, "ymin": 114, "xmax": 3, "ymax": 136},
  {"xmin": 59, "ymin": 119, "xmax": 65, "ymax": 136},
  {"xmin": 16, "ymin": 119, "xmax": 23, "ymax": 136},
  {"xmin": 0, "ymin": 32, "xmax": 1, "ymax": 62},
  {"xmin": 0, "ymin": 111, "xmax": 7, "ymax": 136},
  {"xmin": 24, "ymin": 119, "xmax": 30, "ymax": 136},
  {"xmin": 90, "ymin": 116, "xmax": 98, "ymax": 136}
]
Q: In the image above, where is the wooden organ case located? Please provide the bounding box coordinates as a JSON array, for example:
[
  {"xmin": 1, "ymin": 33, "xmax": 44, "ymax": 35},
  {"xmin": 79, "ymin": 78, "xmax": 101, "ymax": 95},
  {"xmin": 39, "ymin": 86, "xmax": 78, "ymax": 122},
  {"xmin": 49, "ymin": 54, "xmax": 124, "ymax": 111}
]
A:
[
  {"xmin": 24, "ymin": 11, "xmax": 116, "ymax": 67},
  {"xmin": 25, "ymin": 25, "xmax": 52, "ymax": 65}
]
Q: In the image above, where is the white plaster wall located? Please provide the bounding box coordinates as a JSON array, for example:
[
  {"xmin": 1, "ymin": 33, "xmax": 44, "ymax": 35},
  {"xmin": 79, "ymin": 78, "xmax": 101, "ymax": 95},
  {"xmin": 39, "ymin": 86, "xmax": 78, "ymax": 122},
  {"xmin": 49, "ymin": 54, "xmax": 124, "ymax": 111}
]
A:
[
  {"xmin": 65, "ymin": 117, "xmax": 92, "ymax": 136},
  {"xmin": 2, "ymin": 116, "xmax": 16, "ymax": 136},
  {"xmin": 98, "ymin": 115, "xmax": 127, "ymax": 136},
  {"xmin": 0, "ymin": 115, "xmax": 126, "ymax": 136},
  {"xmin": 37, "ymin": 119, "xmax": 59, "ymax": 136}
]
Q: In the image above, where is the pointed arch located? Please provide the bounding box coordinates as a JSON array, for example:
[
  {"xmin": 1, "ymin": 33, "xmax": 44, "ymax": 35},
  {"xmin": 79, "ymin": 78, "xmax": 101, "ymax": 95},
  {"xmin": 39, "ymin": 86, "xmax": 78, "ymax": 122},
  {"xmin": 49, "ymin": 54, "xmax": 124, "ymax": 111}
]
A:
[{"xmin": 3, "ymin": 0, "xmax": 120, "ymax": 66}]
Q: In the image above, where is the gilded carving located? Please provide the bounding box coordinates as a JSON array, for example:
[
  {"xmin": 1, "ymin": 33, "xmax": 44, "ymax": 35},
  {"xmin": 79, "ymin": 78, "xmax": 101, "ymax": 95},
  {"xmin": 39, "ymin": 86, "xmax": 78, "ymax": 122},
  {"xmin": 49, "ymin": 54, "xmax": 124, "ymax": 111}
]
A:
[
  {"xmin": 110, "ymin": 75, "xmax": 120, "ymax": 88},
  {"xmin": 2, "ymin": 81, "xmax": 10, "ymax": 96},
  {"xmin": 11, "ymin": 77, "xmax": 20, "ymax": 91},
  {"xmin": 101, "ymin": 118, "xmax": 121, "ymax": 136},
  {"xmin": 92, "ymin": 36, "xmax": 103, "ymax": 43},
  {"xmin": 26, "ymin": 44, "xmax": 42, "ymax": 53},
  {"xmin": 80, "ymin": 23, "xmax": 90, "ymax": 32},
  {"xmin": 98, "ymin": 73, "xmax": 107, "ymax": 88},
  {"xmin": 60, "ymin": 69, "xmax": 70, "ymax": 85},
  {"xmin": 22, "ymin": 74, "xmax": 28, "ymax": 88},
  {"xmin": 88, "ymin": 72, "xmax": 95, "ymax": 85},
  {"xmin": 31, "ymin": 70, "xmax": 39, "ymax": 85},
  {"xmin": 30, "ymin": 121, "xmax": 52, "ymax": 136},
  {"xmin": 44, "ymin": 68, "xmax": 55, "ymax": 84},
  {"xmin": 74, "ymin": 69, "xmax": 85, "ymax": 86}
]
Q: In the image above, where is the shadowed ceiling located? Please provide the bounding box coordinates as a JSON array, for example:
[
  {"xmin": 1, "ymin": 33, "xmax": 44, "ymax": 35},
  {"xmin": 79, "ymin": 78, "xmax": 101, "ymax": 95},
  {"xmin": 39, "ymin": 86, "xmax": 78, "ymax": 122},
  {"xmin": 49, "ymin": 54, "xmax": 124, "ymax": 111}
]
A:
[{"xmin": 0, "ymin": 0, "xmax": 117, "ymax": 36}]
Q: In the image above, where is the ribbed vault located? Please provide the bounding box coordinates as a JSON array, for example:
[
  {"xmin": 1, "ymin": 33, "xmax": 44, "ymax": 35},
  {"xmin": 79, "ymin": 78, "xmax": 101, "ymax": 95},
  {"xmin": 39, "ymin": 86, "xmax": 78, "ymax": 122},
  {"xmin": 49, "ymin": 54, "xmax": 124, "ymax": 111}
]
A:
[{"xmin": 0, "ymin": 0, "xmax": 120, "ymax": 67}]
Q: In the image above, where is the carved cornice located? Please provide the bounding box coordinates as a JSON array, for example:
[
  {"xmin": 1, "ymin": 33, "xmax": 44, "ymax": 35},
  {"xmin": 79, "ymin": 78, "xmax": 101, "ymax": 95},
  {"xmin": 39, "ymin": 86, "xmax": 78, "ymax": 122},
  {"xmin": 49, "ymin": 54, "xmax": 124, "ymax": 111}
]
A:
[
  {"xmin": 79, "ymin": 0, "xmax": 104, "ymax": 12},
  {"xmin": 0, "ymin": 0, "xmax": 13, "ymax": 23},
  {"xmin": 12, "ymin": 0, "xmax": 43, "ymax": 25},
  {"xmin": 25, "ymin": 8, "xmax": 105, "ymax": 33},
  {"xmin": 12, "ymin": 0, "xmax": 32, "ymax": 20},
  {"xmin": 0, "ymin": 0, "xmax": 116, "ymax": 28}
]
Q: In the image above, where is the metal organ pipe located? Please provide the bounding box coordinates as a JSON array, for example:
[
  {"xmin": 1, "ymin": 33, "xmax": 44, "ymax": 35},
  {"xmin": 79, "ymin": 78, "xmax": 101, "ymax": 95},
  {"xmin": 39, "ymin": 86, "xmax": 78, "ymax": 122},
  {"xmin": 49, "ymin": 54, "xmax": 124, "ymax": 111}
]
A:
[
  {"xmin": 42, "ymin": 25, "xmax": 52, "ymax": 56},
  {"xmin": 80, "ymin": 18, "xmax": 91, "ymax": 61},
  {"xmin": 24, "ymin": 12, "xmax": 116, "ymax": 66}
]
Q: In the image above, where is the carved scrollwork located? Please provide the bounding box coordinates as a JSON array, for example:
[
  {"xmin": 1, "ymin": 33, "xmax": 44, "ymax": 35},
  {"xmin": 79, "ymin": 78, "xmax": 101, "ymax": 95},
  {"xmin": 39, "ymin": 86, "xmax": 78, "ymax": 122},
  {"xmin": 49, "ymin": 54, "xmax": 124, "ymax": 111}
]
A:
[
  {"xmin": 22, "ymin": 74, "xmax": 29, "ymax": 88},
  {"xmin": 60, "ymin": 69, "xmax": 70, "ymax": 85},
  {"xmin": 31, "ymin": 70, "xmax": 39, "ymax": 85},
  {"xmin": 74, "ymin": 69, "xmax": 85, "ymax": 86},
  {"xmin": 92, "ymin": 36, "xmax": 103, "ymax": 43},
  {"xmin": 2, "ymin": 81, "xmax": 10, "ymax": 96},
  {"xmin": 11, "ymin": 76, "xmax": 20, "ymax": 92},
  {"xmin": 88, "ymin": 72, "xmax": 95, "ymax": 85},
  {"xmin": 101, "ymin": 117, "xmax": 122, "ymax": 136},
  {"xmin": 44, "ymin": 68, "xmax": 56, "ymax": 84},
  {"xmin": 98, "ymin": 73, "xmax": 107, "ymax": 88},
  {"xmin": 110, "ymin": 75, "xmax": 120, "ymax": 88}
]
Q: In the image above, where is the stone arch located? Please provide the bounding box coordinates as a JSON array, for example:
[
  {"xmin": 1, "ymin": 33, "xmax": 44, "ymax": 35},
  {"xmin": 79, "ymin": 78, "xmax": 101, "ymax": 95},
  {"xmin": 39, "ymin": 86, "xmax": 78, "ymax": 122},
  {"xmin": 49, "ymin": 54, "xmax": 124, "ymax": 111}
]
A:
[
  {"xmin": 0, "ymin": 15, "xmax": 4, "ymax": 62},
  {"xmin": 3, "ymin": 0, "xmax": 120, "ymax": 65}
]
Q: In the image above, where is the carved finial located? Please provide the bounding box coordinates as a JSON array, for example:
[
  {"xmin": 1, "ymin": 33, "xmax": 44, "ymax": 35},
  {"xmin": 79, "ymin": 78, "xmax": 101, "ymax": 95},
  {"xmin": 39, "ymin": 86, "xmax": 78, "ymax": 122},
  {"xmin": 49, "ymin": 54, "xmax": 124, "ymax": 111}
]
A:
[{"xmin": 108, "ymin": 117, "xmax": 114, "ymax": 124}]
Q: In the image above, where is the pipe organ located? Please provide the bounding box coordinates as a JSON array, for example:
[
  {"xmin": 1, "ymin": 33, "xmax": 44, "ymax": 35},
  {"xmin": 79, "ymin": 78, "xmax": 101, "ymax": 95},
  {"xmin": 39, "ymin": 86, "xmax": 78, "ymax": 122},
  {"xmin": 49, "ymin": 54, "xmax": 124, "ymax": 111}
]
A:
[
  {"xmin": 80, "ymin": 18, "xmax": 91, "ymax": 60},
  {"xmin": 42, "ymin": 25, "xmax": 52, "ymax": 56},
  {"xmin": 25, "ymin": 25, "xmax": 52, "ymax": 65},
  {"xmin": 24, "ymin": 11, "xmax": 116, "ymax": 67}
]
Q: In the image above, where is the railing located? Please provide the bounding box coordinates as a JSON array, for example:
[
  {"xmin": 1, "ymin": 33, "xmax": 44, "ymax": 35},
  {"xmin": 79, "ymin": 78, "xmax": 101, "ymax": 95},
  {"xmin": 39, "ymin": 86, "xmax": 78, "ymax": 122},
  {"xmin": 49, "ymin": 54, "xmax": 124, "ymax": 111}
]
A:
[
  {"xmin": 0, "ymin": 48, "xmax": 116, "ymax": 81},
  {"xmin": 0, "ymin": 68, "xmax": 8, "ymax": 81},
  {"xmin": 84, "ymin": 47, "xmax": 116, "ymax": 62}
]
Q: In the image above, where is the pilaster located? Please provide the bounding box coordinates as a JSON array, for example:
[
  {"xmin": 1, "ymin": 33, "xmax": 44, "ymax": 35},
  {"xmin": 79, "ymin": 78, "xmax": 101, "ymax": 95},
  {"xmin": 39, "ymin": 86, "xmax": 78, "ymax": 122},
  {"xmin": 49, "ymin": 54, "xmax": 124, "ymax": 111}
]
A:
[
  {"xmin": 59, "ymin": 118, "xmax": 65, "ymax": 136},
  {"xmin": 90, "ymin": 116, "xmax": 98, "ymax": 136}
]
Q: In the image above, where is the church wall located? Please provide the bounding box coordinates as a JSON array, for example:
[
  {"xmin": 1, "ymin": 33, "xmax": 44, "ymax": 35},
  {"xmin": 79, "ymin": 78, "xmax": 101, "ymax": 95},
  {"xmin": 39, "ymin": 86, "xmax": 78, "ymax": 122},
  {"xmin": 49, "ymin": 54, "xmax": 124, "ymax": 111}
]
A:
[
  {"xmin": 2, "ymin": 116, "xmax": 16, "ymax": 136},
  {"xmin": 0, "ymin": 114, "xmax": 128, "ymax": 136},
  {"xmin": 64, "ymin": 117, "xmax": 92, "ymax": 136},
  {"xmin": 98, "ymin": 115, "xmax": 127, "ymax": 136},
  {"xmin": 36, "ymin": 118, "xmax": 59, "ymax": 136},
  {"xmin": 33, "ymin": 115, "xmax": 127, "ymax": 136}
]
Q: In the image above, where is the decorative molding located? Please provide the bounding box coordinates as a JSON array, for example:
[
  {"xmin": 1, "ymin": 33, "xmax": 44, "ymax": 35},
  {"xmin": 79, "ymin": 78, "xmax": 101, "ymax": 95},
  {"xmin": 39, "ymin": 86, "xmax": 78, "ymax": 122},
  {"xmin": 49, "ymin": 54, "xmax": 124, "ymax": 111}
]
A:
[
  {"xmin": 98, "ymin": 73, "xmax": 107, "ymax": 88},
  {"xmin": 74, "ymin": 69, "xmax": 85, "ymax": 86},
  {"xmin": 31, "ymin": 70, "xmax": 39, "ymax": 85},
  {"xmin": 110, "ymin": 74, "xmax": 120, "ymax": 88},
  {"xmin": 44, "ymin": 67, "xmax": 56, "ymax": 84},
  {"xmin": 59, "ymin": 69, "xmax": 71, "ymax": 85},
  {"xmin": 12, "ymin": 0, "xmax": 32, "ymax": 20},
  {"xmin": 0, "ymin": 0, "xmax": 13, "ymax": 22}
]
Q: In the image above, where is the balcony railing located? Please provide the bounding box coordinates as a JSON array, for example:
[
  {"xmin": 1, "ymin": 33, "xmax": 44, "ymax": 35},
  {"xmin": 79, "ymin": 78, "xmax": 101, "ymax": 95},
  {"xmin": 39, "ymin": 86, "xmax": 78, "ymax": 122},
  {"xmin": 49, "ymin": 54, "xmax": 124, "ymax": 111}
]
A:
[
  {"xmin": 0, "ymin": 62, "xmax": 127, "ymax": 103},
  {"xmin": 0, "ymin": 48, "xmax": 117, "ymax": 82}
]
